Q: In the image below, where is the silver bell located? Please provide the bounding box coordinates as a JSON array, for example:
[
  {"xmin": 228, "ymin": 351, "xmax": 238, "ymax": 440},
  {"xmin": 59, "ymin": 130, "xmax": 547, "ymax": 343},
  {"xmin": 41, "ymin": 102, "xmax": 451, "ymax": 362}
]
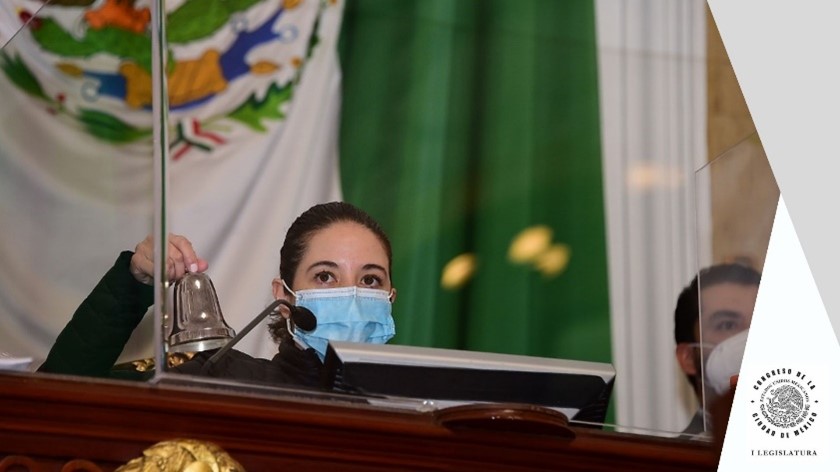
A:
[{"xmin": 168, "ymin": 272, "xmax": 236, "ymax": 353}]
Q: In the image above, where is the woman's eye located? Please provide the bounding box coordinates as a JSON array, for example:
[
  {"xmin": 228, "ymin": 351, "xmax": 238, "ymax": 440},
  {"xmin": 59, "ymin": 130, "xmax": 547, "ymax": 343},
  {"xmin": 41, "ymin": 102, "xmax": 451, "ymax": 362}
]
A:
[
  {"xmin": 360, "ymin": 274, "xmax": 382, "ymax": 287},
  {"xmin": 315, "ymin": 271, "xmax": 335, "ymax": 284}
]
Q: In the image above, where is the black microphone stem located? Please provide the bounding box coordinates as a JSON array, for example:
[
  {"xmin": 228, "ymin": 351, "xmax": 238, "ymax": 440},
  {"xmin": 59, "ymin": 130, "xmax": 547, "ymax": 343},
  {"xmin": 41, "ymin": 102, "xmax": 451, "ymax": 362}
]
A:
[{"xmin": 200, "ymin": 299, "xmax": 284, "ymax": 375}]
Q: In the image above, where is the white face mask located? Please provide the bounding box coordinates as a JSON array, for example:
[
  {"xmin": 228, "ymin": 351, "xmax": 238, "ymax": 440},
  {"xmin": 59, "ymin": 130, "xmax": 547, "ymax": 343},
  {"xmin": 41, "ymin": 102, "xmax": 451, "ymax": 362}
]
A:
[{"xmin": 703, "ymin": 329, "xmax": 749, "ymax": 397}]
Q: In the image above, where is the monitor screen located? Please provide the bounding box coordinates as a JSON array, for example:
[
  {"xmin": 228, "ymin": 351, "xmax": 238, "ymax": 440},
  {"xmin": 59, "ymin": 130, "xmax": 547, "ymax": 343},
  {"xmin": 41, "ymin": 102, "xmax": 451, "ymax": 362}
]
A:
[{"xmin": 323, "ymin": 341, "xmax": 615, "ymax": 424}]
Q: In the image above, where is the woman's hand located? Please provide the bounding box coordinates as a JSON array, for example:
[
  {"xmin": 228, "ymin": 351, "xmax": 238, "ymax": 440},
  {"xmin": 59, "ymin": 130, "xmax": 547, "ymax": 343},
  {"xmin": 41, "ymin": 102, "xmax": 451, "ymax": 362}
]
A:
[{"xmin": 129, "ymin": 234, "xmax": 209, "ymax": 285}]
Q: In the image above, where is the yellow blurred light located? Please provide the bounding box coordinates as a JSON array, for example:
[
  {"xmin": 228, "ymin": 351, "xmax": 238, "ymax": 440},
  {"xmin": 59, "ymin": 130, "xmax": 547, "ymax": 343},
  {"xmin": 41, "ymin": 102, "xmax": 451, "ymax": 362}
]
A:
[
  {"xmin": 534, "ymin": 244, "xmax": 571, "ymax": 277},
  {"xmin": 441, "ymin": 253, "xmax": 477, "ymax": 290},
  {"xmin": 626, "ymin": 162, "xmax": 683, "ymax": 190},
  {"xmin": 508, "ymin": 225, "xmax": 553, "ymax": 264}
]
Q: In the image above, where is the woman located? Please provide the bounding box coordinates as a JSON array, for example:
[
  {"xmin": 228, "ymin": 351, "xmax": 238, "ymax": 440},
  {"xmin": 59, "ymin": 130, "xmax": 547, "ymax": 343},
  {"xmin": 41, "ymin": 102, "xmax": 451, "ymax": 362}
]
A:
[{"xmin": 39, "ymin": 202, "xmax": 397, "ymax": 388}]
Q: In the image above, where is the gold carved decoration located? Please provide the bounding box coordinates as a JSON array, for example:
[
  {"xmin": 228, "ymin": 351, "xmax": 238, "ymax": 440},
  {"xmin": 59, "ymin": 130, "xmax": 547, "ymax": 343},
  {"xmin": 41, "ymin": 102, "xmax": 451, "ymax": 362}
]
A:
[
  {"xmin": 113, "ymin": 352, "xmax": 197, "ymax": 373},
  {"xmin": 115, "ymin": 439, "xmax": 245, "ymax": 472}
]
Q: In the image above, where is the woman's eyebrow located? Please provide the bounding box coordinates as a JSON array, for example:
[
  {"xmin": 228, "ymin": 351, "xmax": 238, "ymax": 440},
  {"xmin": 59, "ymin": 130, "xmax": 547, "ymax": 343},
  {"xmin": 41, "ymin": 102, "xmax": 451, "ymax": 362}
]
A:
[
  {"xmin": 306, "ymin": 260, "xmax": 339, "ymax": 272},
  {"xmin": 362, "ymin": 263, "xmax": 387, "ymax": 274}
]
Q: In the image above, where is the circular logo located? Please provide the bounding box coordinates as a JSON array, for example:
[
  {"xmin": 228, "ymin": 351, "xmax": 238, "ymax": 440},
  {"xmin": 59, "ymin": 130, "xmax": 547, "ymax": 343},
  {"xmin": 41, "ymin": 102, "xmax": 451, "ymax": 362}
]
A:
[{"xmin": 750, "ymin": 368, "xmax": 818, "ymax": 439}]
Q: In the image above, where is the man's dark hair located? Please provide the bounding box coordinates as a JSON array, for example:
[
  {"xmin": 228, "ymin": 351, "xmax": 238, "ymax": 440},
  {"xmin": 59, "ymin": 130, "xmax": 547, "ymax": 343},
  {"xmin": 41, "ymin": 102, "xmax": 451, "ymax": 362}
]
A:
[
  {"xmin": 673, "ymin": 263, "xmax": 761, "ymax": 391},
  {"xmin": 674, "ymin": 263, "xmax": 762, "ymax": 345},
  {"xmin": 268, "ymin": 201, "xmax": 392, "ymax": 343}
]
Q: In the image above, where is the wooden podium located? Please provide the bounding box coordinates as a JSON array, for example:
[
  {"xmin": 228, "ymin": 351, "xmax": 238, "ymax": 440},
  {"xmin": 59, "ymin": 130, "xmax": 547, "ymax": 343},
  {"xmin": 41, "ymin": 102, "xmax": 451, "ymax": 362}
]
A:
[{"xmin": 0, "ymin": 373, "xmax": 718, "ymax": 471}]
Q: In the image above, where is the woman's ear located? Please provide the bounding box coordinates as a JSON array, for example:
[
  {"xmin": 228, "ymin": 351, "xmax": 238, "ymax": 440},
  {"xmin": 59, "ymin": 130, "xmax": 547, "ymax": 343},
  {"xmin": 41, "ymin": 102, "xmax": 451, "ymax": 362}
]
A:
[
  {"xmin": 675, "ymin": 343, "xmax": 699, "ymax": 376},
  {"xmin": 390, "ymin": 287, "xmax": 397, "ymax": 303},
  {"xmin": 271, "ymin": 277, "xmax": 294, "ymax": 302}
]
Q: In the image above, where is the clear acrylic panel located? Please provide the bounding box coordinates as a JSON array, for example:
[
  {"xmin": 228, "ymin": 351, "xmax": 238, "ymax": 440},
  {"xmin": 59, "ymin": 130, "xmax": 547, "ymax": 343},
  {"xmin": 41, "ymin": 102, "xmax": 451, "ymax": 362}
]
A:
[
  {"xmin": 0, "ymin": 0, "xmax": 750, "ymax": 444},
  {"xmin": 148, "ymin": 0, "xmax": 625, "ymax": 425},
  {"xmin": 142, "ymin": 0, "xmax": 720, "ymax": 441},
  {"xmin": 693, "ymin": 133, "xmax": 780, "ymax": 432},
  {"xmin": 0, "ymin": 0, "xmax": 159, "ymax": 374}
]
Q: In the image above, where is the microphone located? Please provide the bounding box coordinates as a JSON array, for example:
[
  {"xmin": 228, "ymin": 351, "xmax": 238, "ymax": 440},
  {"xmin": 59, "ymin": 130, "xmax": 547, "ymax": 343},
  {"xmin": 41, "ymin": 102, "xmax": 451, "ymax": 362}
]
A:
[
  {"xmin": 199, "ymin": 299, "xmax": 316, "ymax": 375},
  {"xmin": 290, "ymin": 303, "xmax": 317, "ymax": 331}
]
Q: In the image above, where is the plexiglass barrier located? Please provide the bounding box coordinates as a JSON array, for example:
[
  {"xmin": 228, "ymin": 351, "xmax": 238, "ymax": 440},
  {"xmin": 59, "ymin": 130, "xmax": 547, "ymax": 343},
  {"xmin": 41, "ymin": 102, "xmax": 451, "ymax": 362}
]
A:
[
  {"xmin": 0, "ymin": 0, "xmax": 159, "ymax": 370},
  {"xmin": 693, "ymin": 133, "xmax": 780, "ymax": 433},
  {"xmin": 0, "ymin": 0, "xmax": 746, "ymax": 441}
]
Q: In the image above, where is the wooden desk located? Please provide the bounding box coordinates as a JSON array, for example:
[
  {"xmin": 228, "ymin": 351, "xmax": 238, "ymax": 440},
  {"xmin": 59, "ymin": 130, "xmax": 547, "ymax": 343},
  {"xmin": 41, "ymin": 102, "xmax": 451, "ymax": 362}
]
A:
[{"xmin": 0, "ymin": 373, "xmax": 718, "ymax": 471}]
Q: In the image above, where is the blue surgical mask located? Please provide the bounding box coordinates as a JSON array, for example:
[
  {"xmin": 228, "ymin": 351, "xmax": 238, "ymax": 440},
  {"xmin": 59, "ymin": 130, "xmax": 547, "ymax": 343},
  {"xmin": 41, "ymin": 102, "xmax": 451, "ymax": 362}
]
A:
[{"xmin": 283, "ymin": 281, "xmax": 396, "ymax": 362}]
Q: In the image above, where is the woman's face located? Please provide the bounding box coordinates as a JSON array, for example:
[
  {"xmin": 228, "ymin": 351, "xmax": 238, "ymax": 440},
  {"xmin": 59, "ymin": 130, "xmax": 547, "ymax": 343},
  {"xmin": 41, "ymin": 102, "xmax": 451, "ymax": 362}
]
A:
[{"xmin": 272, "ymin": 221, "xmax": 393, "ymax": 301}]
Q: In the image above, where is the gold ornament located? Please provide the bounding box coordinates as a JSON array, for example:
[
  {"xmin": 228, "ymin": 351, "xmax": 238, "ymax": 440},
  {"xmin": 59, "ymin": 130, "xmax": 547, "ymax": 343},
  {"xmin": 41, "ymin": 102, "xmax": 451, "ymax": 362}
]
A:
[{"xmin": 115, "ymin": 439, "xmax": 245, "ymax": 472}]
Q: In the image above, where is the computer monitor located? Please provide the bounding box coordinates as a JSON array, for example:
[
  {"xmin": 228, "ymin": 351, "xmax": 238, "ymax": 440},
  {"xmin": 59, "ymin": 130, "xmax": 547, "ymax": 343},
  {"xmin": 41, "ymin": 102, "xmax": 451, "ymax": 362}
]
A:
[{"xmin": 323, "ymin": 341, "xmax": 615, "ymax": 424}]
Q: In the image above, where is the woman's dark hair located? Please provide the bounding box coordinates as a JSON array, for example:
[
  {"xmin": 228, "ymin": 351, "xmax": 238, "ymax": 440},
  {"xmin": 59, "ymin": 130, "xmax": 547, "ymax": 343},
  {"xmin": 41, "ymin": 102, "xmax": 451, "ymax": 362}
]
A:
[{"xmin": 268, "ymin": 201, "xmax": 392, "ymax": 343}]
